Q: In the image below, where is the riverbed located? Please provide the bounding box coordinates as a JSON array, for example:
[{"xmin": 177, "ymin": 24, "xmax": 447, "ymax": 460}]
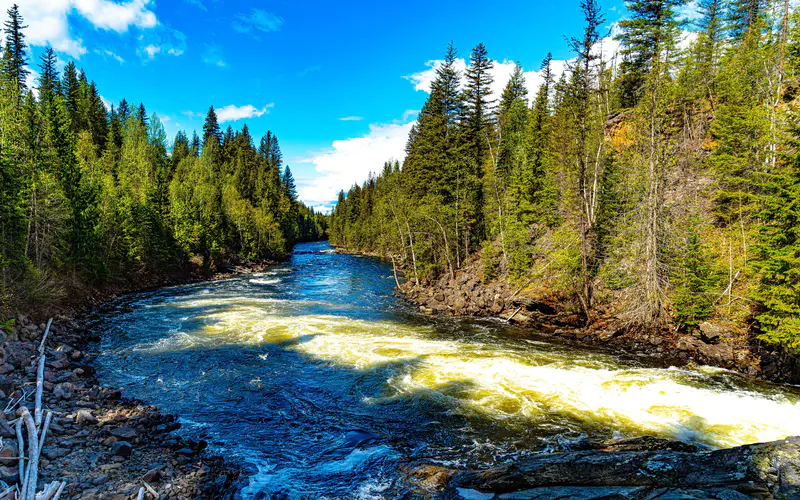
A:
[{"xmin": 93, "ymin": 241, "xmax": 800, "ymax": 498}]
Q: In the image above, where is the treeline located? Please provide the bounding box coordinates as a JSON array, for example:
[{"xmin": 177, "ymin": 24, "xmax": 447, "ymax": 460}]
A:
[
  {"xmin": 0, "ymin": 5, "xmax": 326, "ymax": 312},
  {"xmin": 331, "ymin": 0, "xmax": 800, "ymax": 348}
]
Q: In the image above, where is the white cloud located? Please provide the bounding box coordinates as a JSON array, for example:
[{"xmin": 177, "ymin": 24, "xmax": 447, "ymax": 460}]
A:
[
  {"xmin": 405, "ymin": 35, "xmax": 621, "ymax": 103},
  {"xmin": 25, "ymin": 68, "xmax": 40, "ymax": 98},
  {"xmin": 298, "ymin": 119, "xmax": 415, "ymax": 207},
  {"xmin": 72, "ymin": 0, "xmax": 156, "ymax": 32},
  {"xmin": 678, "ymin": 0, "xmax": 702, "ymax": 22},
  {"xmin": 339, "ymin": 116, "xmax": 363, "ymax": 121},
  {"xmin": 2, "ymin": 0, "xmax": 158, "ymax": 58},
  {"xmin": 216, "ymin": 103, "xmax": 274, "ymax": 123},
  {"xmin": 143, "ymin": 44, "xmax": 160, "ymax": 59},
  {"xmin": 313, "ymin": 205, "xmax": 332, "ymax": 215}
]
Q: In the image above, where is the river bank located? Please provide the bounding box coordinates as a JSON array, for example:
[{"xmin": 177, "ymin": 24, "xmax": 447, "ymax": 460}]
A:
[
  {"xmin": 0, "ymin": 261, "xmax": 273, "ymax": 499},
  {"xmin": 388, "ymin": 256, "xmax": 800, "ymax": 385}
]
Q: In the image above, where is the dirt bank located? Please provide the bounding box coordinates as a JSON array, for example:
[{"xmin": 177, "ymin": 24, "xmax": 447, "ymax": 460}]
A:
[{"xmin": 389, "ymin": 257, "xmax": 800, "ymax": 384}]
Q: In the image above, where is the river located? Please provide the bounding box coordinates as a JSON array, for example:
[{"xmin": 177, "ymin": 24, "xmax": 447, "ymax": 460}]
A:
[{"xmin": 93, "ymin": 241, "xmax": 800, "ymax": 499}]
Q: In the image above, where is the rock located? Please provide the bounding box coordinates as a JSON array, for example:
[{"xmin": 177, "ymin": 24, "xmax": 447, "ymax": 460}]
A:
[
  {"xmin": 511, "ymin": 297, "xmax": 557, "ymax": 315},
  {"xmin": 43, "ymin": 447, "xmax": 70, "ymax": 460},
  {"xmin": 53, "ymin": 382, "xmax": 76, "ymax": 400},
  {"xmin": 109, "ymin": 426, "xmax": 138, "ymax": 439},
  {"xmin": 405, "ymin": 464, "xmax": 457, "ymax": 490},
  {"xmin": 598, "ymin": 436, "xmax": 697, "ymax": 453},
  {"xmin": 110, "ymin": 441, "xmax": 132, "ymax": 458},
  {"xmin": 142, "ymin": 468, "xmax": 163, "ymax": 483},
  {"xmin": 92, "ymin": 475, "xmax": 109, "ymax": 486},
  {"xmin": 0, "ymin": 448, "xmax": 13, "ymax": 466},
  {"xmin": 490, "ymin": 298, "xmax": 505, "ymax": 315},
  {"xmin": 175, "ymin": 448, "xmax": 195, "ymax": 456},
  {"xmin": 0, "ymin": 419, "xmax": 14, "ymax": 438},
  {"xmin": 5, "ymin": 342, "xmax": 32, "ymax": 368},
  {"xmin": 0, "ymin": 364, "xmax": 13, "ymax": 375},
  {"xmin": 76, "ymin": 409, "xmax": 98, "ymax": 426},
  {"xmin": 697, "ymin": 342, "xmax": 735, "ymax": 365},
  {"xmin": 0, "ymin": 465, "xmax": 19, "ymax": 485},
  {"xmin": 0, "ymin": 375, "xmax": 14, "ymax": 396},
  {"xmin": 699, "ymin": 322, "xmax": 723, "ymax": 343},
  {"xmin": 451, "ymin": 436, "xmax": 800, "ymax": 498}
]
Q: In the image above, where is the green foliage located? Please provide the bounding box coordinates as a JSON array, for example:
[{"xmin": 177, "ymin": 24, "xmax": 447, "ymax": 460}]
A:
[
  {"xmin": 672, "ymin": 216, "xmax": 721, "ymax": 327},
  {"xmin": 0, "ymin": 7, "xmax": 325, "ymax": 315},
  {"xmin": 752, "ymin": 104, "xmax": 800, "ymax": 349}
]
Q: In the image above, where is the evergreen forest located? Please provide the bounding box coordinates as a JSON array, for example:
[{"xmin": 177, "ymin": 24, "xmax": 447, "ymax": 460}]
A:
[
  {"xmin": 0, "ymin": 5, "xmax": 327, "ymax": 313},
  {"xmin": 330, "ymin": 0, "xmax": 800, "ymax": 349}
]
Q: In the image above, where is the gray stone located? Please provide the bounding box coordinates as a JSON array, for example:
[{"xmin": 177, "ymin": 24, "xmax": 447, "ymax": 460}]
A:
[
  {"xmin": 43, "ymin": 447, "xmax": 70, "ymax": 460},
  {"xmin": 53, "ymin": 382, "xmax": 76, "ymax": 400},
  {"xmin": 92, "ymin": 474, "xmax": 109, "ymax": 486},
  {"xmin": 109, "ymin": 426, "xmax": 138, "ymax": 439},
  {"xmin": 110, "ymin": 441, "xmax": 132, "ymax": 458},
  {"xmin": 75, "ymin": 409, "xmax": 98, "ymax": 426}
]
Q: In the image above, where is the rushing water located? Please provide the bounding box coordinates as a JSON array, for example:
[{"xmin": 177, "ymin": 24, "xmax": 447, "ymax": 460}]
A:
[{"xmin": 94, "ymin": 241, "xmax": 800, "ymax": 498}]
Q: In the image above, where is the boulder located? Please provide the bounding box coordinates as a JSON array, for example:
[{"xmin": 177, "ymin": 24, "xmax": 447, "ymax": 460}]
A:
[
  {"xmin": 109, "ymin": 426, "xmax": 138, "ymax": 440},
  {"xmin": 0, "ymin": 465, "xmax": 19, "ymax": 485},
  {"xmin": 699, "ymin": 322, "xmax": 724, "ymax": 343},
  {"xmin": 53, "ymin": 382, "xmax": 76, "ymax": 400},
  {"xmin": 43, "ymin": 447, "xmax": 70, "ymax": 460},
  {"xmin": 511, "ymin": 296, "xmax": 557, "ymax": 315},
  {"xmin": 142, "ymin": 468, "xmax": 163, "ymax": 483},
  {"xmin": 75, "ymin": 409, "xmax": 98, "ymax": 426},
  {"xmin": 110, "ymin": 441, "xmax": 133, "ymax": 458},
  {"xmin": 450, "ymin": 436, "xmax": 800, "ymax": 498}
]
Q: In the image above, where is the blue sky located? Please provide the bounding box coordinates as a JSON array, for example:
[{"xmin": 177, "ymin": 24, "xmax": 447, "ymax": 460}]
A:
[{"xmin": 15, "ymin": 0, "xmax": 660, "ymax": 210}]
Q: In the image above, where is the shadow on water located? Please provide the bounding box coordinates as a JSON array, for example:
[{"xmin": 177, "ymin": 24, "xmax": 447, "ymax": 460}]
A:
[{"xmin": 92, "ymin": 241, "xmax": 800, "ymax": 499}]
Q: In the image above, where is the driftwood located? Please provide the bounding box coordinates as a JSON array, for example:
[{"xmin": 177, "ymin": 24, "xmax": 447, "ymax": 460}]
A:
[
  {"xmin": 136, "ymin": 487, "xmax": 146, "ymax": 500},
  {"xmin": 142, "ymin": 481, "xmax": 159, "ymax": 498},
  {"xmin": 15, "ymin": 419, "xmax": 23, "ymax": 485},
  {"xmin": 7, "ymin": 319, "xmax": 69, "ymax": 500},
  {"xmin": 505, "ymin": 307, "xmax": 523, "ymax": 323}
]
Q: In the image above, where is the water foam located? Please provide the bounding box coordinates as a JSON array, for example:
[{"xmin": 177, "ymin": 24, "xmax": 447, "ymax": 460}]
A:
[{"xmin": 129, "ymin": 292, "xmax": 800, "ymax": 449}]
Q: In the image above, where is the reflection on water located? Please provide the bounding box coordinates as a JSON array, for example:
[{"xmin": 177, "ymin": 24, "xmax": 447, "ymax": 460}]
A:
[{"xmin": 94, "ymin": 241, "xmax": 800, "ymax": 498}]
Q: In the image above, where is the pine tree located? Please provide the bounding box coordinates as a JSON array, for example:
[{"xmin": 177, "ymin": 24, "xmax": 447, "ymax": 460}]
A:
[
  {"xmin": 461, "ymin": 43, "xmax": 495, "ymax": 165},
  {"xmin": 202, "ymin": 105, "xmax": 221, "ymax": 148},
  {"xmin": 568, "ymin": 0, "xmax": 606, "ymax": 319},
  {"xmin": 282, "ymin": 165, "xmax": 297, "ymax": 201},
  {"xmin": 61, "ymin": 62, "xmax": 80, "ymax": 130},
  {"xmin": 751, "ymin": 89, "xmax": 800, "ymax": 348},
  {"xmin": 615, "ymin": 0, "xmax": 686, "ymax": 107},
  {"xmin": 37, "ymin": 47, "xmax": 60, "ymax": 104},
  {"xmin": 2, "ymin": 4, "xmax": 28, "ymax": 92},
  {"xmin": 673, "ymin": 215, "xmax": 719, "ymax": 327},
  {"xmin": 459, "ymin": 43, "xmax": 495, "ymax": 254},
  {"xmin": 727, "ymin": 0, "xmax": 763, "ymax": 42},
  {"xmin": 499, "ymin": 63, "xmax": 528, "ymax": 123}
]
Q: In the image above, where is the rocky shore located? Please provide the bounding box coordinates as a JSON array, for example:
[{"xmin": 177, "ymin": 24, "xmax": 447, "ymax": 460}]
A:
[
  {"xmin": 402, "ymin": 263, "xmax": 800, "ymax": 384},
  {"xmin": 0, "ymin": 261, "xmax": 276, "ymax": 499},
  {"xmin": 0, "ymin": 314, "xmax": 244, "ymax": 499},
  {"xmin": 401, "ymin": 436, "xmax": 800, "ymax": 499}
]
